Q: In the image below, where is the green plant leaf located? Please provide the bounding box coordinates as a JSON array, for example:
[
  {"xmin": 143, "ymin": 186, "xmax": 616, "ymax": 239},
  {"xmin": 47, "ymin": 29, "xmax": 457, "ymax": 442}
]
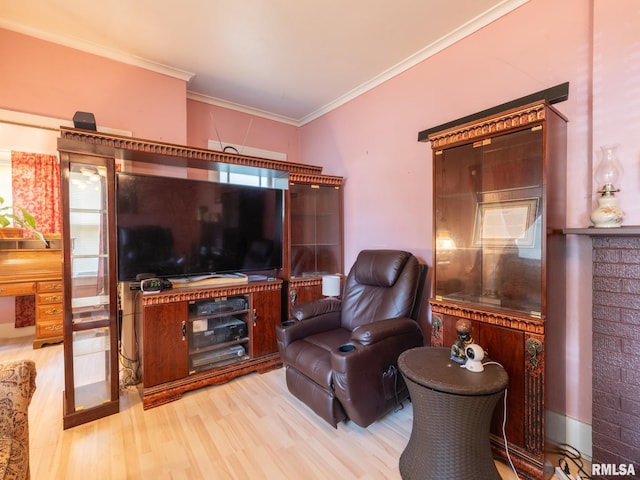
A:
[
  {"xmin": 20, "ymin": 208, "xmax": 38, "ymax": 229},
  {"xmin": 0, "ymin": 200, "xmax": 49, "ymax": 247}
]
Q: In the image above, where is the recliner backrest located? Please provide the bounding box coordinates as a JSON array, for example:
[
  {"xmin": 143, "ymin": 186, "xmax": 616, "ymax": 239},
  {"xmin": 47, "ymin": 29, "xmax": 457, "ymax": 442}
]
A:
[{"xmin": 340, "ymin": 250, "xmax": 421, "ymax": 331}]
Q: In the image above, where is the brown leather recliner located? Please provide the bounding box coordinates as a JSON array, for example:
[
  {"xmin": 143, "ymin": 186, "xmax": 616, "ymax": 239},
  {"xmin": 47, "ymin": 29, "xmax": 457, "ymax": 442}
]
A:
[{"xmin": 276, "ymin": 250, "xmax": 426, "ymax": 428}]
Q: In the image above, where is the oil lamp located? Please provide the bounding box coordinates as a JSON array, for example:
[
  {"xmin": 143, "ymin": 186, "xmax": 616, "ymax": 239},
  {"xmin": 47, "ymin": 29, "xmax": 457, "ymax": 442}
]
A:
[{"xmin": 590, "ymin": 145, "xmax": 624, "ymax": 228}]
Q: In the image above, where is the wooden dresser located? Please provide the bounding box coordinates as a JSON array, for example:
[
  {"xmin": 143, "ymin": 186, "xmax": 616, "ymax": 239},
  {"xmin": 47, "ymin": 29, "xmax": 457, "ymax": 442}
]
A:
[{"xmin": 0, "ymin": 237, "xmax": 64, "ymax": 348}]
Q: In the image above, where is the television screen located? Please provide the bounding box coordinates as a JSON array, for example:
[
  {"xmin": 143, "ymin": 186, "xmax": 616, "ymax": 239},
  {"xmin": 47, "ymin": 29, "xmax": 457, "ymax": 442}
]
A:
[{"xmin": 116, "ymin": 173, "xmax": 283, "ymax": 282}]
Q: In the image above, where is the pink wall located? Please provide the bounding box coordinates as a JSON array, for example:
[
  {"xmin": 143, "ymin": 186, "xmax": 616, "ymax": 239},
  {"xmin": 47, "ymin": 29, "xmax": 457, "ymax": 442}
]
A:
[
  {"xmin": 186, "ymin": 100, "xmax": 301, "ymax": 163},
  {"xmin": 300, "ymin": 0, "xmax": 640, "ymax": 428},
  {"xmin": 3, "ymin": 0, "xmax": 640, "ymax": 434},
  {"xmin": 593, "ymin": 1, "xmax": 640, "ymax": 210},
  {"xmin": 300, "ymin": 0, "xmax": 591, "ymax": 264},
  {"xmin": 0, "ymin": 28, "xmax": 187, "ymax": 143}
]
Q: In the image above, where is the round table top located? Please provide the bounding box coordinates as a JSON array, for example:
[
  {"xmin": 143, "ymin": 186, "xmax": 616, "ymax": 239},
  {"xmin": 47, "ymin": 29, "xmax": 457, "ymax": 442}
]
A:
[{"xmin": 398, "ymin": 347, "xmax": 508, "ymax": 395}]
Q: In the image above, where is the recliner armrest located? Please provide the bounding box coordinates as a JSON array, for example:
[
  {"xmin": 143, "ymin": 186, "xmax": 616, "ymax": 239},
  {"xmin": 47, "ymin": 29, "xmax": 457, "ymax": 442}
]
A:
[
  {"xmin": 350, "ymin": 317, "xmax": 420, "ymax": 346},
  {"xmin": 276, "ymin": 308, "xmax": 342, "ymax": 349},
  {"xmin": 292, "ymin": 298, "xmax": 341, "ymax": 320}
]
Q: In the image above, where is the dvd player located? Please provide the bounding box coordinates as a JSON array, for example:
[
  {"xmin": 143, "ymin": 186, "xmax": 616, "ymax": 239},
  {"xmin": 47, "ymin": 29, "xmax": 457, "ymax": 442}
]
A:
[
  {"xmin": 190, "ymin": 317, "xmax": 247, "ymax": 349},
  {"xmin": 190, "ymin": 345, "xmax": 246, "ymax": 369},
  {"xmin": 192, "ymin": 297, "xmax": 248, "ymax": 317}
]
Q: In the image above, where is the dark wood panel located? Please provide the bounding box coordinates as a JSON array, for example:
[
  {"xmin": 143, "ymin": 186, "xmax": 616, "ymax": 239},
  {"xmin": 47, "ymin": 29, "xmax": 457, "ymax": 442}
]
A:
[
  {"xmin": 285, "ymin": 278, "xmax": 324, "ymax": 320},
  {"xmin": 142, "ymin": 302, "xmax": 189, "ymax": 387},
  {"xmin": 251, "ymin": 288, "xmax": 281, "ymax": 358},
  {"xmin": 478, "ymin": 323, "xmax": 525, "ymax": 446}
]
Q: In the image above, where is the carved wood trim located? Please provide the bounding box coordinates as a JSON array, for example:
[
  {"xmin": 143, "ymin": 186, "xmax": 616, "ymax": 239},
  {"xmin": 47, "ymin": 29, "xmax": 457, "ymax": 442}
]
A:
[
  {"xmin": 287, "ymin": 277, "xmax": 323, "ymax": 309},
  {"xmin": 141, "ymin": 353, "xmax": 282, "ymax": 410},
  {"xmin": 289, "ymin": 288, "xmax": 297, "ymax": 308},
  {"xmin": 59, "ymin": 127, "xmax": 322, "ymax": 175},
  {"xmin": 429, "ymin": 299, "xmax": 544, "ymax": 334},
  {"xmin": 524, "ymin": 334, "xmax": 545, "ymax": 455},
  {"xmin": 526, "ymin": 337, "xmax": 544, "ymax": 372},
  {"xmin": 490, "ymin": 440, "xmax": 544, "ymax": 480},
  {"xmin": 289, "ymin": 173, "xmax": 344, "ymax": 186},
  {"xmin": 288, "ymin": 277, "xmax": 322, "ymax": 288},
  {"xmin": 428, "ymin": 102, "xmax": 547, "ymax": 150},
  {"xmin": 431, "ymin": 314, "xmax": 443, "ymax": 346},
  {"xmin": 141, "ymin": 280, "xmax": 282, "ymax": 306}
]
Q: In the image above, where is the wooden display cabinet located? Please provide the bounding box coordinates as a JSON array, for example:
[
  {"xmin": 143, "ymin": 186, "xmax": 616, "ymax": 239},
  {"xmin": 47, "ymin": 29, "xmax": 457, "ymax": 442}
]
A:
[
  {"xmin": 286, "ymin": 173, "xmax": 344, "ymax": 317},
  {"xmin": 59, "ymin": 144, "xmax": 120, "ymax": 429},
  {"xmin": 423, "ymin": 100, "xmax": 567, "ymax": 479}
]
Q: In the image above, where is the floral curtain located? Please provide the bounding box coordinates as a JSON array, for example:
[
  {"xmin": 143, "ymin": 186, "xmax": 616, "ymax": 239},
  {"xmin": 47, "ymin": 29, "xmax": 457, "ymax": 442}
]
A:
[{"xmin": 11, "ymin": 151, "xmax": 61, "ymax": 328}]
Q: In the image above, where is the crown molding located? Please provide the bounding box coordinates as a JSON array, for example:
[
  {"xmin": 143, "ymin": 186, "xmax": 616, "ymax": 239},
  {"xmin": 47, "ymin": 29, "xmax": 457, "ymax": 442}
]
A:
[
  {"xmin": 187, "ymin": 0, "xmax": 526, "ymax": 126},
  {"xmin": 298, "ymin": 0, "xmax": 529, "ymax": 125},
  {"xmin": 186, "ymin": 92, "xmax": 300, "ymax": 126},
  {"xmin": 2, "ymin": 0, "xmax": 527, "ymax": 126},
  {"xmin": 0, "ymin": 20, "xmax": 194, "ymax": 82}
]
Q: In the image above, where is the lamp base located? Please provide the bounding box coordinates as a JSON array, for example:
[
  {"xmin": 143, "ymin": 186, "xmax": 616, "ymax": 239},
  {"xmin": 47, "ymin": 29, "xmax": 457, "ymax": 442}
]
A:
[{"xmin": 591, "ymin": 195, "xmax": 624, "ymax": 228}]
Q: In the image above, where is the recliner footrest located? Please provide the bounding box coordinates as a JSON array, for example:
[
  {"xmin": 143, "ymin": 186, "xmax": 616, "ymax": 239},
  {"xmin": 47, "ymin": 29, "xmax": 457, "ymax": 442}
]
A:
[{"xmin": 285, "ymin": 367, "xmax": 346, "ymax": 427}]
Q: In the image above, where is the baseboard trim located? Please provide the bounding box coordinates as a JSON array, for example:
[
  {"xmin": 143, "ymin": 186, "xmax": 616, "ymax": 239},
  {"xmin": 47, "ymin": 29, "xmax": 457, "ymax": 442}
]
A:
[{"xmin": 546, "ymin": 409, "xmax": 592, "ymax": 461}]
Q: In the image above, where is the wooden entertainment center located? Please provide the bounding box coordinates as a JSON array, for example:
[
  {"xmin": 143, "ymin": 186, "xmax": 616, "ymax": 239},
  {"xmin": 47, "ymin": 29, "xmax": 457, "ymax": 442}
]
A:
[
  {"xmin": 135, "ymin": 278, "xmax": 283, "ymax": 409},
  {"xmin": 57, "ymin": 128, "xmax": 344, "ymax": 425}
]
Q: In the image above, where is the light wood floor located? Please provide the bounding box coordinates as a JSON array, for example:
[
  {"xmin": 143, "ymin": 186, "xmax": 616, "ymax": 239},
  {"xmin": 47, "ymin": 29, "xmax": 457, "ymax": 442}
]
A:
[{"xmin": 2, "ymin": 331, "xmax": 550, "ymax": 480}]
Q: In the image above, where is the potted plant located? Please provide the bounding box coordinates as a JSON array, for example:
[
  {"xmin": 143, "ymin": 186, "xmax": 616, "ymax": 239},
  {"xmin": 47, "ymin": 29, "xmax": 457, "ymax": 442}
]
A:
[{"xmin": 0, "ymin": 196, "xmax": 48, "ymax": 246}]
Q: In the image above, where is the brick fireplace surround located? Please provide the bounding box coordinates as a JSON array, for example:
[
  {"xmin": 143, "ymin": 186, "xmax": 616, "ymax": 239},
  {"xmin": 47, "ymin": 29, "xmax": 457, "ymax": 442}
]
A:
[{"xmin": 568, "ymin": 227, "xmax": 640, "ymax": 473}]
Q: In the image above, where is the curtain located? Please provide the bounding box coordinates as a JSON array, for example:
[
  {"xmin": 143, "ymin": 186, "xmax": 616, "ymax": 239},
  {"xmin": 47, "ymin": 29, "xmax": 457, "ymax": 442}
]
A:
[
  {"xmin": 11, "ymin": 151, "xmax": 61, "ymax": 328},
  {"xmin": 11, "ymin": 151, "xmax": 61, "ymax": 235}
]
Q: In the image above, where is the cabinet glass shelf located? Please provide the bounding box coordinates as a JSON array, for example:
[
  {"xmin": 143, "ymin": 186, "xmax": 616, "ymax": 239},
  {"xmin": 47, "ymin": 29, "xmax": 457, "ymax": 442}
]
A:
[
  {"xmin": 289, "ymin": 182, "xmax": 342, "ymax": 277},
  {"xmin": 434, "ymin": 127, "xmax": 544, "ymax": 316},
  {"xmin": 71, "ymin": 327, "xmax": 112, "ymax": 411},
  {"xmin": 61, "ymin": 150, "xmax": 119, "ymax": 429},
  {"xmin": 427, "ymin": 101, "xmax": 568, "ymax": 478}
]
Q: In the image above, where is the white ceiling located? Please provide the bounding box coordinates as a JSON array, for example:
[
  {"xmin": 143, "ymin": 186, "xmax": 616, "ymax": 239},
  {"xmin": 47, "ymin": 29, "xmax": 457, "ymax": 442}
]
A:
[{"xmin": 1, "ymin": 0, "xmax": 527, "ymax": 125}]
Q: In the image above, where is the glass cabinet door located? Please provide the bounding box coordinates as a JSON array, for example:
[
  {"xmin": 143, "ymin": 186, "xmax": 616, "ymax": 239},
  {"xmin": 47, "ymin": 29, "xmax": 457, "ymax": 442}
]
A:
[
  {"xmin": 290, "ymin": 182, "xmax": 343, "ymax": 277},
  {"xmin": 434, "ymin": 127, "xmax": 544, "ymax": 316},
  {"xmin": 61, "ymin": 154, "xmax": 119, "ymax": 429}
]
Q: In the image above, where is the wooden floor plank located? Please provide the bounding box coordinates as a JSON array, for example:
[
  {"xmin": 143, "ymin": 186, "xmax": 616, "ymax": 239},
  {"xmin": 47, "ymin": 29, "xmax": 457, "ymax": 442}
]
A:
[{"xmin": 1, "ymin": 332, "xmax": 539, "ymax": 479}]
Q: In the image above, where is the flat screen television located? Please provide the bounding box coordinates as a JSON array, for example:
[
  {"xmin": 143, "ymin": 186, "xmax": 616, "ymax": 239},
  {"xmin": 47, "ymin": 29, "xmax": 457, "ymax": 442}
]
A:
[{"xmin": 116, "ymin": 172, "xmax": 284, "ymax": 282}]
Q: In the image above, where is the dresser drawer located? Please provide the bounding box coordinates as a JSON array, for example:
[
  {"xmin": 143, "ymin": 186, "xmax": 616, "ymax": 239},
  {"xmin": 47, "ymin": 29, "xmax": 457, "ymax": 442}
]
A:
[
  {"xmin": 37, "ymin": 280, "xmax": 63, "ymax": 293},
  {"xmin": 37, "ymin": 292, "xmax": 65, "ymax": 305},
  {"xmin": 0, "ymin": 282, "xmax": 36, "ymax": 296},
  {"xmin": 37, "ymin": 303, "xmax": 64, "ymax": 319},
  {"xmin": 36, "ymin": 318, "xmax": 64, "ymax": 338}
]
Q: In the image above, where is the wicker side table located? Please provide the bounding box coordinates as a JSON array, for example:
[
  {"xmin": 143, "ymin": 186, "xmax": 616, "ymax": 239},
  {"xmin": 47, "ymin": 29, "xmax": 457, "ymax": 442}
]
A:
[{"xmin": 398, "ymin": 347, "xmax": 508, "ymax": 480}]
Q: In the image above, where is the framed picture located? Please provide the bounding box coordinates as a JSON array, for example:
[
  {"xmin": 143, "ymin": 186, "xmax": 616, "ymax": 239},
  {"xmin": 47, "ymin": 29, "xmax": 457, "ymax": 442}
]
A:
[{"xmin": 472, "ymin": 197, "xmax": 539, "ymax": 247}]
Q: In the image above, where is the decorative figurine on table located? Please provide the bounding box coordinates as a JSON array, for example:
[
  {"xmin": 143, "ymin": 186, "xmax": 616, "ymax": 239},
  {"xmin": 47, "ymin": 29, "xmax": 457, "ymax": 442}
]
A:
[{"xmin": 450, "ymin": 318, "xmax": 474, "ymax": 364}]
